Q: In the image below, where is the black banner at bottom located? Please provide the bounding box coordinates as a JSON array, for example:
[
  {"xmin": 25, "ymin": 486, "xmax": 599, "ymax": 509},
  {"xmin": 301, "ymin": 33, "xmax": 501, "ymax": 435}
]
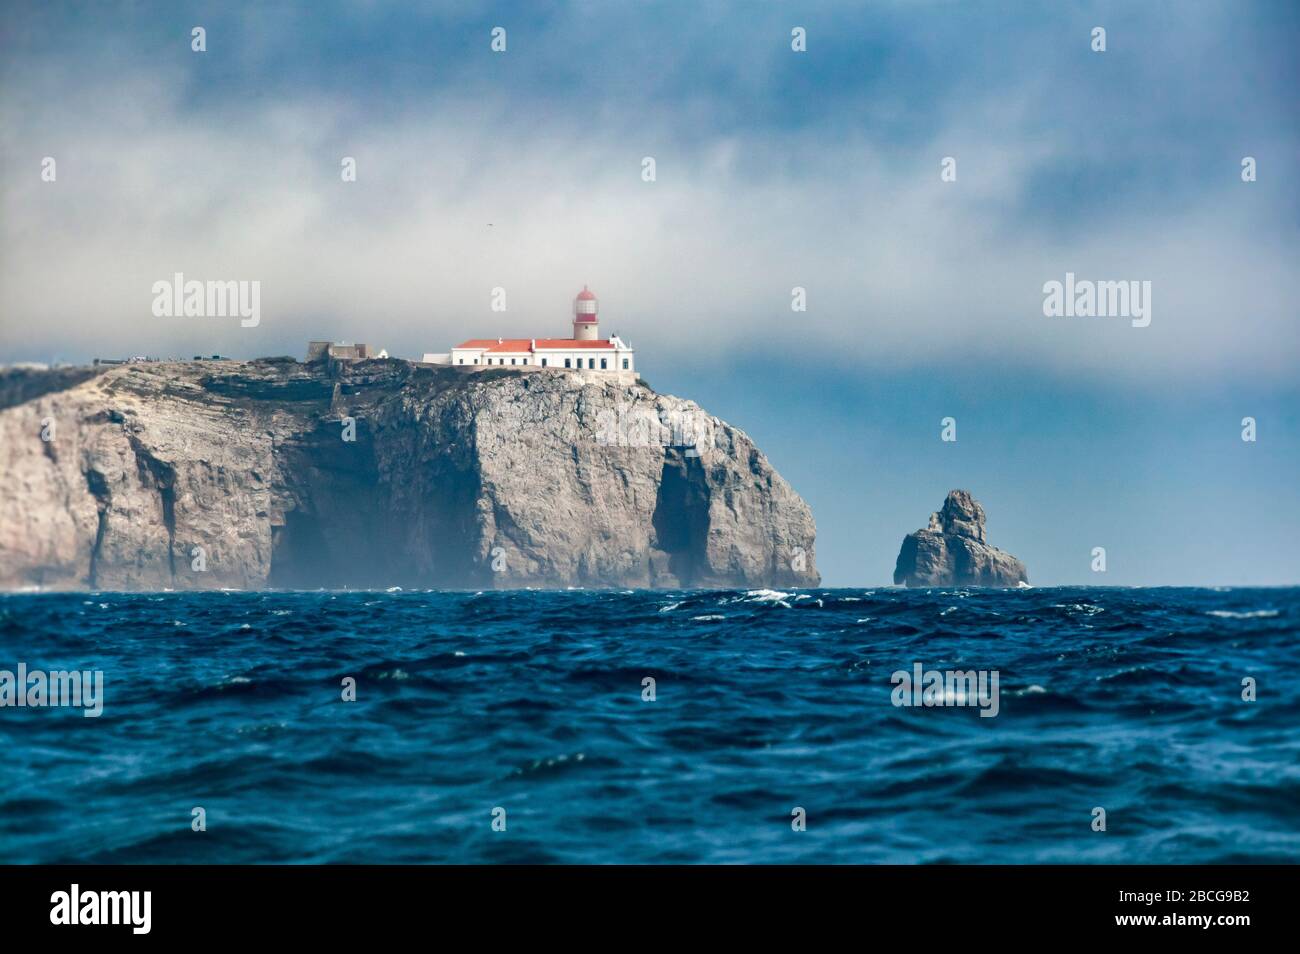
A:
[{"xmin": 0, "ymin": 864, "xmax": 1279, "ymax": 940}]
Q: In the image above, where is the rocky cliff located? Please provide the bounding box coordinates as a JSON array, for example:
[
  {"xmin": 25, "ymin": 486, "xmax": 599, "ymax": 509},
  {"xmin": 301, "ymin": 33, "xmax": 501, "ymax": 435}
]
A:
[
  {"xmin": 893, "ymin": 490, "xmax": 1027, "ymax": 587},
  {"xmin": 0, "ymin": 359, "xmax": 818, "ymax": 591}
]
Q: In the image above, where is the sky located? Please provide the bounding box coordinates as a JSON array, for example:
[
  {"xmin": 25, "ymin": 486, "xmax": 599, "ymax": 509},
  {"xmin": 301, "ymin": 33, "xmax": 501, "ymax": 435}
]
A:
[{"xmin": 1, "ymin": 1, "xmax": 1297, "ymax": 585}]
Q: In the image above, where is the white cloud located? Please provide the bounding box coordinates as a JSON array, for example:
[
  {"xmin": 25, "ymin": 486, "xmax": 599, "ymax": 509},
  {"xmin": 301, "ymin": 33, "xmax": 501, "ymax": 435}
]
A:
[{"xmin": 2, "ymin": 63, "xmax": 1295, "ymax": 382}]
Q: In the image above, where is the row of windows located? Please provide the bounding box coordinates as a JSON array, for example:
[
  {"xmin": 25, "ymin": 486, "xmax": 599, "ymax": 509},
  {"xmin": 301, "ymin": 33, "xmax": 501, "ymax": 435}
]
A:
[{"xmin": 457, "ymin": 356, "xmax": 631, "ymax": 370}]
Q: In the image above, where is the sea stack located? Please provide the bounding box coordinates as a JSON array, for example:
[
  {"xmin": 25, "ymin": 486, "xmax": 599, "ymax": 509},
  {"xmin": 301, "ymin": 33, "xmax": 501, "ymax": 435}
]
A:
[{"xmin": 893, "ymin": 490, "xmax": 1027, "ymax": 587}]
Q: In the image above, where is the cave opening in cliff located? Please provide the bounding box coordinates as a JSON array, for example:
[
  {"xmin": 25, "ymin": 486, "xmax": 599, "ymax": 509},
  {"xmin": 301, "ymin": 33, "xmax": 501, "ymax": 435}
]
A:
[
  {"xmin": 269, "ymin": 509, "xmax": 341, "ymax": 589},
  {"xmin": 651, "ymin": 448, "xmax": 711, "ymax": 586},
  {"xmin": 267, "ymin": 420, "xmax": 397, "ymax": 588},
  {"xmin": 267, "ymin": 415, "xmax": 490, "ymax": 589}
]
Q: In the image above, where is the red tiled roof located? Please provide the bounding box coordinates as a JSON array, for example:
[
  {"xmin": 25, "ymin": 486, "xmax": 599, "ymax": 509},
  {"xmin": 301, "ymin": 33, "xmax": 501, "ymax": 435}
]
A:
[
  {"xmin": 533, "ymin": 338, "xmax": 612, "ymax": 349},
  {"xmin": 454, "ymin": 338, "xmax": 615, "ymax": 352}
]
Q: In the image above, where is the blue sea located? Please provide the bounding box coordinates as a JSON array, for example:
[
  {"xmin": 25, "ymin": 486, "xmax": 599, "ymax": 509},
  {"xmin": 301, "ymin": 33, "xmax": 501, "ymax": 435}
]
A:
[{"xmin": 1, "ymin": 587, "xmax": 1296, "ymax": 864}]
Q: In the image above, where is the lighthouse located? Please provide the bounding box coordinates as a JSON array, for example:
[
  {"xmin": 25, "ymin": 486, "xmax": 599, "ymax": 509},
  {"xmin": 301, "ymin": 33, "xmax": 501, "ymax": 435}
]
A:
[
  {"xmin": 442, "ymin": 285, "xmax": 635, "ymax": 376},
  {"xmin": 573, "ymin": 285, "xmax": 599, "ymax": 341}
]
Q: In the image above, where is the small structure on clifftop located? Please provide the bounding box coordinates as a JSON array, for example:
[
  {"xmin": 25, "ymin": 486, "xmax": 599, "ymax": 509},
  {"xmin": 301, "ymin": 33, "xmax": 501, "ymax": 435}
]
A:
[
  {"xmin": 306, "ymin": 341, "xmax": 386, "ymax": 363},
  {"xmin": 894, "ymin": 490, "xmax": 1028, "ymax": 587}
]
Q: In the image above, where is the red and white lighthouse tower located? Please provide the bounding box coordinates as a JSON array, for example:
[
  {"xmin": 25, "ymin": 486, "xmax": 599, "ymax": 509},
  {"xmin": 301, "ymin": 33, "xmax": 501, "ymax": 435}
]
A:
[{"xmin": 573, "ymin": 286, "xmax": 599, "ymax": 341}]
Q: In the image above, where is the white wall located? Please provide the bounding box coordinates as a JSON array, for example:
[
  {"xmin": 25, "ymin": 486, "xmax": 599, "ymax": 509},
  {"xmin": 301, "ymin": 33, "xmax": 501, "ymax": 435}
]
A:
[
  {"xmin": 534, "ymin": 350, "xmax": 633, "ymax": 371},
  {"xmin": 449, "ymin": 347, "xmax": 634, "ymax": 371}
]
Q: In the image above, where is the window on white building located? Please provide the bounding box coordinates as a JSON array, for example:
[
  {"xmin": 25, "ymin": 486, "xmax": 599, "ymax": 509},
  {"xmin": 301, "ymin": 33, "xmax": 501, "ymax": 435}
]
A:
[
  {"xmin": 564, "ymin": 358, "xmax": 571, "ymax": 368},
  {"xmin": 600, "ymin": 358, "xmax": 607, "ymax": 369},
  {"xmin": 541, "ymin": 358, "xmax": 547, "ymax": 367},
  {"xmin": 622, "ymin": 358, "xmax": 628, "ymax": 369}
]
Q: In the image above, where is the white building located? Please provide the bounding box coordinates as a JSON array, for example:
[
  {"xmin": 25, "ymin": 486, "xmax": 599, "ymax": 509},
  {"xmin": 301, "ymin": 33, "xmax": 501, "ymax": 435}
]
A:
[{"xmin": 425, "ymin": 287, "xmax": 636, "ymax": 374}]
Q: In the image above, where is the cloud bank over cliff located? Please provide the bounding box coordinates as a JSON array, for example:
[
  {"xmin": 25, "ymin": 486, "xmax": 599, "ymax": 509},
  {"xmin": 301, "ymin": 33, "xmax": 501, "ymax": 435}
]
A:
[{"xmin": 2, "ymin": 1, "xmax": 1296, "ymax": 382}]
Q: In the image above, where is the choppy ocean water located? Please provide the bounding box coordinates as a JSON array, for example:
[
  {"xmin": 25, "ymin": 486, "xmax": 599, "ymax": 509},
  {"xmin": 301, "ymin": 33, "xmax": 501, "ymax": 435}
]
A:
[{"xmin": 1, "ymin": 587, "xmax": 1296, "ymax": 864}]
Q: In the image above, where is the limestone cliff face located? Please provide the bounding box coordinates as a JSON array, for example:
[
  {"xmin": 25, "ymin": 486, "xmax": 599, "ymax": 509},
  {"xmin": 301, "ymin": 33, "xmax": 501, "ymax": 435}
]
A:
[
  {"xmin": 893, "ymin": 490, "xmax": 1027, "ymax": 587},
  {"xmin": 0, "ymin": 360, "xmax": 818, "ymax": 591}
]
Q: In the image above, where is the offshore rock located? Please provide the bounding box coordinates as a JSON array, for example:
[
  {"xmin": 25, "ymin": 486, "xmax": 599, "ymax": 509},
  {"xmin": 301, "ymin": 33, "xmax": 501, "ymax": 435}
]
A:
[
  {"xmin": 0, "ymin": 359, "xmax": 819, "ymax": 590},
  {"xmin": 893, "ymin": 490, "xmax": 1027, "ymax": 587}
]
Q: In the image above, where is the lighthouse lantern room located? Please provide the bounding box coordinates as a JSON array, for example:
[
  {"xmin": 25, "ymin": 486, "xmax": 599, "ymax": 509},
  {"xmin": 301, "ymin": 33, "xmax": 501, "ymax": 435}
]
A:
[{"xmin": 573, "ymin": 286, "xmax": 599, "ymax": 341}]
